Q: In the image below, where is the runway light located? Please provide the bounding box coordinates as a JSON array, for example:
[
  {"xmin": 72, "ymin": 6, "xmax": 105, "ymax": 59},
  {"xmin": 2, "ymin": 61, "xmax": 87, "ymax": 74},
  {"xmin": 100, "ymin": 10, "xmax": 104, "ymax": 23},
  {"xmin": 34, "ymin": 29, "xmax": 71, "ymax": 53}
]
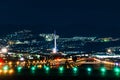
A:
[
  {"xmin": 37, "ymin": 65, "xmax": 42, "ymax": 69},
  {"xmin": 17, "ymin": 66, "xmax": 22, "ymax": 71},
  {"xmin": 73, "ymin": 67, "xmax": 78, "ymax": 72},
  {"xmin": 9, "ymin": 69, "xmax": 14, "ymax": 74},
  {"xmin": 114, "ymin": 67, "xmax": 120, "ymax": 73},
  {"xmin": 100, "ymin": 67, "xmax": 106, "ymax": 72},
  {"xmin": 59, "ymin": 66, "xmax": 64, "ymax": 71},
  {"xmin": 31, "ymin": 66, "xmax": 36, "ymax": 71},
  {"xmin": 3, "ymin": 65, "xmax": 8, "ymax": 70},
  {"xmin": 43, "ymin": 65, "xmax": 47, "ymax": 69},
  {"xmin": 45, "ymin": 66, "xmax": 50, "ymax": 71},
  {"xmin": 87, "ymin": 67, "xmax": 92, "ymax": 72}
]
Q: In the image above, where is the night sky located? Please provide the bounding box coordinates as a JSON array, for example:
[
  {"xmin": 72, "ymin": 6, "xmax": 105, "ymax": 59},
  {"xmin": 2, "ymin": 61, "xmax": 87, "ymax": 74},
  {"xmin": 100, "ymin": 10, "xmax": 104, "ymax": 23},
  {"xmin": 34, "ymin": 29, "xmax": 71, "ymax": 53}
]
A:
[{"xmin": 0, "ymin": 0, "xmax": 120, "ymax": 37}]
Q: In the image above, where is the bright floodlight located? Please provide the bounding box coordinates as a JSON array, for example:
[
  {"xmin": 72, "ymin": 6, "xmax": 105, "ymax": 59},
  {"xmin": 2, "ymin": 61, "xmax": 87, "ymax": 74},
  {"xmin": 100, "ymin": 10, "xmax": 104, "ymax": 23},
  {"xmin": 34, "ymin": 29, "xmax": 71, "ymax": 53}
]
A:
[
  {"xmin": 52, "ymin": 48, "xmax": 57, "ymax": 53},
  {"xmin": 1, "ymin": 48, "xmax": 8, "ymax": 53}
]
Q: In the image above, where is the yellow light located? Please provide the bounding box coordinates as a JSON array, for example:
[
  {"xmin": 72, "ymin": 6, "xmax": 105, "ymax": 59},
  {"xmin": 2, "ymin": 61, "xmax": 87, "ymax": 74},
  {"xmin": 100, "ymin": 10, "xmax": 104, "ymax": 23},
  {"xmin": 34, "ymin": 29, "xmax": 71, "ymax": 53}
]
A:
[
  {"xmin": 9, "ymin": 69, "xmax": 14, "ymax": 74},
  {"xmin": 27, "ymin": 66, "xmax": 30, "ymax": 68},
  {"xmin": 3, "ymin": 70, "xmax": 8, "ymax": 73},
  {"xmin": 37, "ymin": 61, "xmax": 39, "ymax": 63},
  {"xmin": 33, "ymin": 61, "xmax": 35, "ymax": 64},
  {"xmin": 0, "ymin": 69, "xmax": 2, "ymax": 73},
  {"xmin": 16, "ymin": 61, "xmax": 20, "ymax": 65},
  {"xmin": 0, "ymin": 62, "xmax": 2, "ymax": 65},
  {"xmin": 23, "ymin": 61, "xmax": 26, "ymax": 64},
  {"xmin": 9, "ymin": 62, "xmax": 12, "ymax": 65},
  {"xmin": 38, "ymin": 65, "xmax": 42, "ymax": 69}
]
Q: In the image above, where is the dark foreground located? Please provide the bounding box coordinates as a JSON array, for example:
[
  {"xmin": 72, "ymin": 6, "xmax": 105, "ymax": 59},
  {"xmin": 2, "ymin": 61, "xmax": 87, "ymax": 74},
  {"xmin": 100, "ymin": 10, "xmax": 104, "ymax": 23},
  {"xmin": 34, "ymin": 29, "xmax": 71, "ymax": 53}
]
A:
[{"xmin": 0, "ymin": 69, "xmax": 120, "ymax": 80}]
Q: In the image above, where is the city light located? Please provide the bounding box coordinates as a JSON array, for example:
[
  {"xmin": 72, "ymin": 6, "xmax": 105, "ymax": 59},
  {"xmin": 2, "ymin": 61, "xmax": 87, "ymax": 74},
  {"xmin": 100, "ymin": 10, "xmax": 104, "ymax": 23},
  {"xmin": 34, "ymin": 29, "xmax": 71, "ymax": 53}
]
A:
[
  {"xmin": 115, "ymin": 63, "xmax": 119, "ymax": 66},
  {"xmin": 16, "ymin": 61, "xmax": 20, "ymax": 65},
  {"xmin": 20, "ymin": 57, "xmax": 25, "ymax": 61},
  {"xmin": 107, "ymin": 49, "xmax": 112, "ymax": 53},
  {"xmin": 8, "ymin": 62, "xmax": 12, "ymax": 65},
  {"xmin": 1, "ymin": 48, "xmax": 8, "ymax": 53},
  {"xmin": 52, "ymin": 48, "xmax": 57, "ymax": 53}
]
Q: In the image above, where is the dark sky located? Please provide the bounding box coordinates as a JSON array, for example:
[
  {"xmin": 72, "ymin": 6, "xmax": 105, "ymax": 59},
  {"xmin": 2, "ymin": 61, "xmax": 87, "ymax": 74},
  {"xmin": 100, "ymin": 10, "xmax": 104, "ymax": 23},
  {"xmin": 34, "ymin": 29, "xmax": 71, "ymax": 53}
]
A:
[{"xmin": 0, "ymin": 0, "xmax": 120, "ymax": 37}]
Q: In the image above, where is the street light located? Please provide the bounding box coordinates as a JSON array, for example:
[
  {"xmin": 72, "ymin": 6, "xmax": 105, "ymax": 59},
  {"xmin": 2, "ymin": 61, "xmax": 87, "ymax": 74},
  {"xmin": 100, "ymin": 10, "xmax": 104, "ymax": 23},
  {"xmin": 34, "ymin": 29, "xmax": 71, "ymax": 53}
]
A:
[{"xmin": 107, "ymin": 49, "xmax": 112, "ymax": 53}]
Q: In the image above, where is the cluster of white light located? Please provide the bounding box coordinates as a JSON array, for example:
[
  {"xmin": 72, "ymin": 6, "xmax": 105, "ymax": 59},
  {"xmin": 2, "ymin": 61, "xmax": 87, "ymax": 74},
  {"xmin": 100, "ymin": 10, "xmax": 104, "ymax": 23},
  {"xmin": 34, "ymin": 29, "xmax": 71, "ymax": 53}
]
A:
[
  {"xmin": 1, "ymin": 48, "xmax": 8, "ymax": 53},
  {"xmin": 20, "ymin": 57, "xmax": 25, "ymax": 61}
]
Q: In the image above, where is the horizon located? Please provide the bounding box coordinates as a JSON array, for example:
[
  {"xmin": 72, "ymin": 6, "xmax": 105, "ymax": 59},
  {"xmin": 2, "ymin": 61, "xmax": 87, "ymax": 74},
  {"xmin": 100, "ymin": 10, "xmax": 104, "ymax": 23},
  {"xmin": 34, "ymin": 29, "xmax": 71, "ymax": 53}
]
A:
[{"xmin": 0, "ymin": 24, "xmax": 120, "ymax": 38}]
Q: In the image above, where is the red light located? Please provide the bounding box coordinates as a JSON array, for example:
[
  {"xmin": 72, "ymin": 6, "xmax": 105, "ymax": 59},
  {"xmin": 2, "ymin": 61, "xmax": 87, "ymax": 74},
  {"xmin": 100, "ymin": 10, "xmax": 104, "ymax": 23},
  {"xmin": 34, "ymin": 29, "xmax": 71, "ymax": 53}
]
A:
[
  {"xmin": 0, "ymin": 58, "xmax": 4, "ymax": 62},
  {"xmin": 0, "ymin": 58, "xmax": 4, "ymax": 66}
]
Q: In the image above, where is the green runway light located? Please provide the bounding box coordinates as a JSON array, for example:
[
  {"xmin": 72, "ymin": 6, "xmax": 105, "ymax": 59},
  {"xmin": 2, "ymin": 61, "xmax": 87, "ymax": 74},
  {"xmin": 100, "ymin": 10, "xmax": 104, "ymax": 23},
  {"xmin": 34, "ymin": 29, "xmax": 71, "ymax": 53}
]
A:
[
  {"xmin": 59, "ymin": 66, "xmax": 64, "ymax": 71},
  {"xmin": 31, "ymin": 66, "xmax": 36, "ymax": 71},
  {"xmin": 43, "ymin": 65, "xmax": 47, "ymax": 69},
  {"xmin": 114, "ymin": 67, "xmax": 120, "ymax": 73},
  {"xmin": 17, "ymin": 66, "xmax": 22, "ymax": 71},
  {"xmin": 45, "ymin": 67, "xmax": 50, "ymax": 71},
  {"xmin": 73, "ymin": 67, "xmax": 78, "ymax": 72},
  {"xmin": 3, "ymin": 65, "xmax": 8, "ymax": 70},
  {"xmin": 87, "ymin": 67, "xmax": 92, "ymax": 72},
  {"xmin": 100, "ymin": 67, "xmax": 106, "ymax": 72}
]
